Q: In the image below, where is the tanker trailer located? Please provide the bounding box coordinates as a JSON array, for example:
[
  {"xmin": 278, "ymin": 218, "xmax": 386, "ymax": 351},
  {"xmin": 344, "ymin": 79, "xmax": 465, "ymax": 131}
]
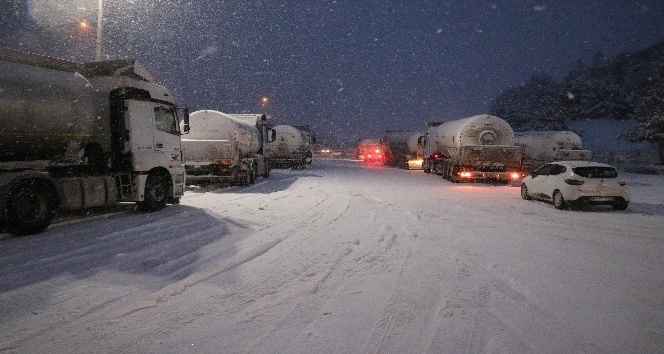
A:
[
  {"xmin": 514, "ymin": 131, "xmax": 592, "ymax": 172},
  {"xmin": 383, "ymin": 130, "xmax": 425, "ymax": 169},
  {"xmin": 421, "ymin": 114, "xmax": 523, "ymax": 183},
  {"xmin": 0, "ymin": 47, "xmax": 189, "ymax": 236},
  {"xmin": 182, "ymin": 110, "xmax": 271, "ymax": 185},
  {"xmin": 268, "ymin": 124, "xmax": 314, "ymax": 169}
]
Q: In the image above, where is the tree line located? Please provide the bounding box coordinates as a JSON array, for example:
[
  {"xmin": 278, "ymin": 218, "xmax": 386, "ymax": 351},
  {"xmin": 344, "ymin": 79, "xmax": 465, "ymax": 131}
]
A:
[{"xmin": 489, "ymin": 41, "xmax": 664, "ymax": 164}]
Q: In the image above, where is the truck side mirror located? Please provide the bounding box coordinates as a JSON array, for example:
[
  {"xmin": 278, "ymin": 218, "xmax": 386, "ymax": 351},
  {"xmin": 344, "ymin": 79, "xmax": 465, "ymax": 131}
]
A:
[{"xmin": 182, "ymin": 107, "xmax": 190, "ymax": 134}]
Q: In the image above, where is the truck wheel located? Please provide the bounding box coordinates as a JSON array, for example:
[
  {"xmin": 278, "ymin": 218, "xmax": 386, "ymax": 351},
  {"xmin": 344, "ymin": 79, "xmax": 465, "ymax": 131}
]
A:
[
  {"xmin": 6, "ymin": 182, "xmax": 56, "ymax": 236},
  {"xmin": 138, "ymin": 174, "xmax": 168, "ymax": 212}
]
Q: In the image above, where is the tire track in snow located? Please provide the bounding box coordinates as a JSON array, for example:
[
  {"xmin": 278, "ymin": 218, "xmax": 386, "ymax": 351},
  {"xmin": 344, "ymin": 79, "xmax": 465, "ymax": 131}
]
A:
[{"xmin": 113, "ymin": 238, "xmax": 284, "ymax": 319}]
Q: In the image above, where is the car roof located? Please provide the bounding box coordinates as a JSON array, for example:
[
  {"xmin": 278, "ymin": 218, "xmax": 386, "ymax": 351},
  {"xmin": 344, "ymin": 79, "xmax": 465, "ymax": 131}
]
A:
[{"xmin": 551, "ymin": 160, "xmax": 615, "ymax": 168}]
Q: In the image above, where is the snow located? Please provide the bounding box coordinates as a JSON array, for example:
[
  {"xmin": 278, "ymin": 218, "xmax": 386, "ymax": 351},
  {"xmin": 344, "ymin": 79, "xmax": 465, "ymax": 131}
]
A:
[{"xmin": 1, "ymin": 159, "xmax": 663, "ymax": 353}]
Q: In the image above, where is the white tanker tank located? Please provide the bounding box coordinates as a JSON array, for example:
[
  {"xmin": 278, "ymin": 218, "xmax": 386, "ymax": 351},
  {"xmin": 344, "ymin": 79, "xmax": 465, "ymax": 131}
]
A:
[
  {"xmin": 428, "ymin": 114, "xmax": 514, "ymax": 150},
  {"xmin": 268, "ymin": 124, "xmax": 313, "ymax": 168},
  {"xmin": 186, "ymin": 110, "xmax": 262, "ymax": 156},
  {"xmin": 422, "ymin": 114, "xmax": 523, "ymax": 182},
  {"xmin": 514, "ymin": 131, "xmax": 592, "ymax": 172},
  {"xmin": 182, "ymin": 110, "xmax": 271, "ymax": 184}
]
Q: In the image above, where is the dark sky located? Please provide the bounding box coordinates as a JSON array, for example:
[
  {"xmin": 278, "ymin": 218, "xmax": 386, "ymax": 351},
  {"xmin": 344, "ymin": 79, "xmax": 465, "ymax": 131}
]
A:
[{"xmin": 1, "ymin": 1, "xmax": 663, "ymax": 142}]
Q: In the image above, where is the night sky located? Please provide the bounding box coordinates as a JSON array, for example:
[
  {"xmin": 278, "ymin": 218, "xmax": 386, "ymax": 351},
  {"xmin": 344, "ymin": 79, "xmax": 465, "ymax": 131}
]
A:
[{"xmin": 1, "ymin": 1, "xmax": 663, "ymax": 142}]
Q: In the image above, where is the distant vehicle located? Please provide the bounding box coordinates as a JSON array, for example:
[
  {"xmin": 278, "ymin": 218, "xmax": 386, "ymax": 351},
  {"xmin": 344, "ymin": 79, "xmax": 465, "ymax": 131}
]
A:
[
  {"xmin": 520, "ymin": 161, "xmax": 629, "ymax": 210},
  {"xmin": 355, "ymin": 139, "xmax": 388, "ymax": 163},
  {"xmin": 0, "ymin": 47, "xmax": 189, "ymax": 236},
  {"xmin": 515, "ymin": 131, "xmax": 592, "ymax": 173},
  {"xmin": 421, "ymin": 114, "xmax": 523, "ymax": 183},
  {"xmin": 268, "ymin": 124, "xmax": 314, "ymax": 169},
  {"xmin": 182, "ymin": 111, "xmax": 272, "ymax": 185},
  {"xmin": 383, "ymin": 130, "xmax": 425, "ymax": 169}
]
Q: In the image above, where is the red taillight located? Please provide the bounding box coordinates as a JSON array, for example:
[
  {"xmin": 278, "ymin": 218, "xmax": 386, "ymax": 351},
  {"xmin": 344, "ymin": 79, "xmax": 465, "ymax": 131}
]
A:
[
  {"xmin": 433, "ymin": 153, "xmax": 440, "ymax": 159},
  {"xmin": 375, "ymin": 149, "xmax": 381, "ymax": 154},
  {"xmin": 564, "ymin": 179, "xmax": 584, "ymax": 185},
  {"xmin": 510, "ymin": 172, "xmax": 522, "ymax": 180}
]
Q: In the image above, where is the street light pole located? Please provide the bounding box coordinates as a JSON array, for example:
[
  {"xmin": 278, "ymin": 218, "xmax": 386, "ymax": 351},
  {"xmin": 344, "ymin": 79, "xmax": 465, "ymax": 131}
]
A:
[{"xmin": 95, "ymin": 0, "xmax": 104, "ymax": 60}]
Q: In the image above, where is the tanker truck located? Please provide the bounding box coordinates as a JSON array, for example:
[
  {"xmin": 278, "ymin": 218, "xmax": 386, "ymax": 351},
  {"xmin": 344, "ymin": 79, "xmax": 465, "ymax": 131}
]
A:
[
  {"xmin": 0, "ymin": 47, "xmax": 189, "ymax": 236},
  {"xmin": 181, "ymin": 111, "xmax": 272, "ymax": 185},
  {"xmin": 383, "ymin": 130, "xmax": 425, "ymax": 169},
  {"xmin": 421, "ymin": 114, "xmax": 523, "ymax": 183},
  {"xmin": 268, "ymin": 124, "xmax": 314, "ymax": 169},
  {"xmin": 514, "ymin": 131, "xmax": 592, "ymax": 172}
]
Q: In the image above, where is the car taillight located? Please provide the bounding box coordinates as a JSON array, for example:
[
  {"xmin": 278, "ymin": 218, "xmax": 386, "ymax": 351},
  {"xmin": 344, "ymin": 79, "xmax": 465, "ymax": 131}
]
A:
[
  {"xmin": 433, "ymin": 153, "xmax": 440, "ymax": 159},
  {"xmin": 564, "ymin": 179, "xmax": 584, "ymax": 185}
]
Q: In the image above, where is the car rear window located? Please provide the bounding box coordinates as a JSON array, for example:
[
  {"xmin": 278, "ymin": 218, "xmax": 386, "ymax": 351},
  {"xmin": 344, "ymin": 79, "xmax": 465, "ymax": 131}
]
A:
[{"xmin": 572, "ymin": 166, "xmax": 618, "ymax": 178}]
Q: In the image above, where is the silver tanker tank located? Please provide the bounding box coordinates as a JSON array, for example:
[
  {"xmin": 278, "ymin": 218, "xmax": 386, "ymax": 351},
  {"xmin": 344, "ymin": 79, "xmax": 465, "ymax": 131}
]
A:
[{"xmin": 0, "ymin": 56, "xmax": 102, "ymax": 163}]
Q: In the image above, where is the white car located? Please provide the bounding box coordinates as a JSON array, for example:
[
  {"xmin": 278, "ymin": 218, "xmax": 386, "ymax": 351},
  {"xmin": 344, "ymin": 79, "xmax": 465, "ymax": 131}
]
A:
[{"xmin": 520, "ymin": 161, "xmax": 630, "ymax": 210}]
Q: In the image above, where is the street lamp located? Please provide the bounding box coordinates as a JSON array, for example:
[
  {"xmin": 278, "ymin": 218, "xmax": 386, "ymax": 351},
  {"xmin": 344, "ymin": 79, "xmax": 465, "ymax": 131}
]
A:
[{"xmin": 95, "ymin": 0, "xmax": 104, "ymax": 60}]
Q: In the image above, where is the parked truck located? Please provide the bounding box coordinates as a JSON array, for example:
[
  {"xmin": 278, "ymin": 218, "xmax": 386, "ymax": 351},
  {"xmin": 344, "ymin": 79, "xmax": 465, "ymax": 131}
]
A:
[
  {"xmin": 383, "ymin": 130, "xmax": 425, "ymax": 169},
  {"xmin": 514, "ymin": 131, "xmax": 592, "ymax": 173},
  {"xmin": 0, "ymin": 47, "xmax": 189, "ymax": 236},
  {"xmin": 268, "ymin": 124, "xmax": 313, "ymax": 169},
  {"xmin": 181, "ymin": 111, "xmax": 272, "ymax": 185},
  {"xmin": 421, "ymin": 114, "xmax": 523, "ymax": 183}
]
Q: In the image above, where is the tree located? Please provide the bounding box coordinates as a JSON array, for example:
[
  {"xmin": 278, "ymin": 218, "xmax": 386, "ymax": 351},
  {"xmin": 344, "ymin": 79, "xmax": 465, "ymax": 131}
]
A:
[
  {"xmin": 562, "ymin": 55, "xmax": 633, "ymax": 120},
  {"xmin": 625, "ymin": 81, "xmax": 664, "ymax": 164},
  {"xmin": 489, "ymin": 74, "xmax": 568, "ymax": 131}
]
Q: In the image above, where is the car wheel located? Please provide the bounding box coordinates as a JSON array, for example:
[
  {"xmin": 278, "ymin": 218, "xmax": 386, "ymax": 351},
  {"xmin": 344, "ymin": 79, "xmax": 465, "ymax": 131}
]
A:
[
  {"xmin": 520, "ymin": 184, "xmax": 531, "ymax": 200},
  {"xmin": 7, "ymin": 182, "xmax": 56, "ymax": 236},
  {"xmin": 613, "ymin": 200, "xmax": 629, "ymax": 210},
  {"xmin": 553, "ymin": 190, "xmax": 567, "ymax": 210},
  {"xmin": 138, "ymin": 173, "xmax": 168, "ymax": 212}
]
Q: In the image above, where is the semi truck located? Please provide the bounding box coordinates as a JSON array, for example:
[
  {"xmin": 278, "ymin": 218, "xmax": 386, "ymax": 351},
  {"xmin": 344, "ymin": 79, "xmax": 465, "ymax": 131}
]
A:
[
  {"xmin": 0, "ymin": 47, "xmax": 189, "ymax": 236},
  {"xmin": 383, "ymin": 130, "xmax": 425, "ymax": 169},
  {"xmin": 421, "ymin": 114, "xmax": 523, "ymax": 183},
  {"xmin": 514, "ymin": 131, "xmax": 592, "ymax": 173},
  {"xmin": 181, "ymin": 111, "xmax": 272, "ymax": 185},
  {"xmin": 268, "ymin": 124, "xmax": 314, "ymax": 169}
]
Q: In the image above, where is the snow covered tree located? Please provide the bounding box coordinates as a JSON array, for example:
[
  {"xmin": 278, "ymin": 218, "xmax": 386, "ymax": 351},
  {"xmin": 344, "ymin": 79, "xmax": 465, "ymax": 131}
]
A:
[
  {"xmin": 562, "ymin": 52, "xmax": 633, "ymax": 120},
  {"xmin": 625, "ymin": 81, "xmax": 664, "ymax": 164},
  {"xmin": 489, "ymin": 74, "xmax": 568, "ymax": 131}
]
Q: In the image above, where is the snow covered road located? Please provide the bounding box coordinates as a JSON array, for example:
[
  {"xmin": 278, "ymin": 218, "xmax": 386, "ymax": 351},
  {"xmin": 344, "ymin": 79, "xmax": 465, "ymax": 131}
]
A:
[{"xmin": 1, "ymin": 159, "xmax": 663, "ymax": 353}]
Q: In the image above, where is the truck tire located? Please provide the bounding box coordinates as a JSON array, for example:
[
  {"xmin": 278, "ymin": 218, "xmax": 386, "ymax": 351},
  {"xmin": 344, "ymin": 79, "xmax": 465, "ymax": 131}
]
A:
[
  {"xmin": 6, "ymin": 182, "xmax": 56, "ymax": 236},
  {"xmin": 138, "ymin": 174, "xmax": 168, "ymax": 212}
]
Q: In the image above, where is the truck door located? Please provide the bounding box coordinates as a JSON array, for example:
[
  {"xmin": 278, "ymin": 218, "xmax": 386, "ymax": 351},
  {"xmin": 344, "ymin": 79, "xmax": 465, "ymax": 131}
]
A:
[{"xmin": 125, "ymin": 100, "xmax": 181, "ymax": 170}]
